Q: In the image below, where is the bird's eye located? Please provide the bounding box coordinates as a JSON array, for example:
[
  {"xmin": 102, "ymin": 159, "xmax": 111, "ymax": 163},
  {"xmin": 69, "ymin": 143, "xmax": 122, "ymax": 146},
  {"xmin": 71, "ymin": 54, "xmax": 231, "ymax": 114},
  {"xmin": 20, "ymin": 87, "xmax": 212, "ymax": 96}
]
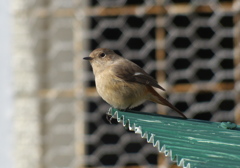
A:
[{"xmin": 99, "ymin": 53, "xmax": 106, "ymax": 57}]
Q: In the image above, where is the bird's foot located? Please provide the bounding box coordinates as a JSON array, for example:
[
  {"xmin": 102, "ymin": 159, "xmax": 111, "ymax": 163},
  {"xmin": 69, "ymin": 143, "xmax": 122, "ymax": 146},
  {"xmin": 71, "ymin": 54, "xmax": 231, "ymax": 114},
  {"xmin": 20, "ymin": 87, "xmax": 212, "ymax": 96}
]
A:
[{"xmin": 106, "ymin": 114, "xmax": 113, "ymax": 124}]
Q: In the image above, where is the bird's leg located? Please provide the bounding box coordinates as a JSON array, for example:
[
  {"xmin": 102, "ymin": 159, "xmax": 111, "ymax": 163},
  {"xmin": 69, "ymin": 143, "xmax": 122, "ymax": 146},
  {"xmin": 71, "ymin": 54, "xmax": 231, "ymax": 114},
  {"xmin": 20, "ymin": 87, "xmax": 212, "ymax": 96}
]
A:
[
  {"xmin": 106, "ymin": 105, "xmax": 131, "ymax": 124},
  {"xmin": 106, "ymin": 114, "xmax": 112, "ymax": 124},
  {"xmin": 124, "ymin": 105, "xmax": 132, "ymax": 112}
]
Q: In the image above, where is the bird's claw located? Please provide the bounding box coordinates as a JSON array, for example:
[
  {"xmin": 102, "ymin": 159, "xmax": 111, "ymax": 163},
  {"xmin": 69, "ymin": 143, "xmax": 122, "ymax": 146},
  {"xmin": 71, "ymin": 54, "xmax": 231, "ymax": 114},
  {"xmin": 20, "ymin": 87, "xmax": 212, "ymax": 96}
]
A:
[{"xmin": 106, "ymin": 114, "xmax": 113, "ymax": 124}]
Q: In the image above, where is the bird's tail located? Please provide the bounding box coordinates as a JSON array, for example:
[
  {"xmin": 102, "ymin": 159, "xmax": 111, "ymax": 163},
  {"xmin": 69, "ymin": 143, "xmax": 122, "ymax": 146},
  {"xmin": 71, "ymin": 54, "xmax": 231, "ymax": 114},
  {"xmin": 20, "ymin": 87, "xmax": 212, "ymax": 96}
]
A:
[{"xmin": 147, "ymin": 86, "xmax": 187, "ymax": 119}]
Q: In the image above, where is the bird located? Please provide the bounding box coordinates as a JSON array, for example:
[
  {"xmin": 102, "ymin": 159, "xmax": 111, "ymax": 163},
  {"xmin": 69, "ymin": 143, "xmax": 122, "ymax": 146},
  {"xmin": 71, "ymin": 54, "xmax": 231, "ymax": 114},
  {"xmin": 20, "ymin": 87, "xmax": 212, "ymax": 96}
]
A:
[{"xmin": 83, "ymin": 48, "xmax": 187, "ymax": 120}]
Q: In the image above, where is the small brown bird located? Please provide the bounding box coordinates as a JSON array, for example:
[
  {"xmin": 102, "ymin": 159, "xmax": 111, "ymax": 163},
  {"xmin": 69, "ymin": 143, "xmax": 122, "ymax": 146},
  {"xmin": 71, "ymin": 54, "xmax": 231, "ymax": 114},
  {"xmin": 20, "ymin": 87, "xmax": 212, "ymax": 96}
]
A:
[{"xmin": 83, "ymin": 48, "xmax": 187, "ymax": 119}]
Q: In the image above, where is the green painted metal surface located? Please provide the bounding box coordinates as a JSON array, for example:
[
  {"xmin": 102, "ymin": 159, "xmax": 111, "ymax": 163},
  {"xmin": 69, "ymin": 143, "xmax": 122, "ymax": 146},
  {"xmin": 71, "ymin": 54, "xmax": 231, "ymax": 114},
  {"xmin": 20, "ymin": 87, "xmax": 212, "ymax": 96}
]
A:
[{"xmin": 107, "ymin": 107, "xmax": 240, "ymax": 168}]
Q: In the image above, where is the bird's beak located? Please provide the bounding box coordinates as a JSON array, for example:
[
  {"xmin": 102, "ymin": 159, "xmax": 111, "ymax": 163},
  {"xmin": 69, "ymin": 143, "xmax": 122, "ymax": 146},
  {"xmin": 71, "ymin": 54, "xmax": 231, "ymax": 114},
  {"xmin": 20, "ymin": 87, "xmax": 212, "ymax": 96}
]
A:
[{"xmin": 83, "ymin": 57, "xmax": 93, "ymax": 60}]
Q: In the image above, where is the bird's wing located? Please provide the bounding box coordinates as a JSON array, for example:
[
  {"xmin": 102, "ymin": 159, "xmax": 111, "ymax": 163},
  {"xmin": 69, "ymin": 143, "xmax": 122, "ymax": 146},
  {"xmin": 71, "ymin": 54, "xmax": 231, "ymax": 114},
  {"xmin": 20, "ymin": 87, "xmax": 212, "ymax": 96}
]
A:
[{"xmin": 112, "ymin": 60, "xmax": 165, "ymax": 91}]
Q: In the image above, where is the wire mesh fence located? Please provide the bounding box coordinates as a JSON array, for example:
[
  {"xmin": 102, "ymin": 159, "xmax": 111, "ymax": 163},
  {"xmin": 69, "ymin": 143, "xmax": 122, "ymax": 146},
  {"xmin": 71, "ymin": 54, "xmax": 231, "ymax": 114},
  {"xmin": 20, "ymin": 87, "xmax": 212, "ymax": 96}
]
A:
[{"xmin": 12, "ymin": 0, "xmax": 238, "ymax": 168}]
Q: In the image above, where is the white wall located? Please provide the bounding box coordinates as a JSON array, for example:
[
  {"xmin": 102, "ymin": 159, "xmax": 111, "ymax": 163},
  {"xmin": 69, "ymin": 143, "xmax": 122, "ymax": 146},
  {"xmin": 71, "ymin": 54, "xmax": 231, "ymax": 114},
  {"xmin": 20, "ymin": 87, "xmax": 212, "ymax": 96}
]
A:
[{"xmin": 0, "ymin": 0, "xmax": 13, "ymax": 167}]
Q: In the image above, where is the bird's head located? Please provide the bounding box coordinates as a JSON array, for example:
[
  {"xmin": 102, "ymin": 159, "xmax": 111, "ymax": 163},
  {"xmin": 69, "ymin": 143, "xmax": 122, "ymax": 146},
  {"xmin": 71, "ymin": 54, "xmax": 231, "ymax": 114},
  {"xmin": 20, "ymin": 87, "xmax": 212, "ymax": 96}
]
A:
[{"xmin": 83, "ymin": 48, "xmax": 121, "ymax": 74}]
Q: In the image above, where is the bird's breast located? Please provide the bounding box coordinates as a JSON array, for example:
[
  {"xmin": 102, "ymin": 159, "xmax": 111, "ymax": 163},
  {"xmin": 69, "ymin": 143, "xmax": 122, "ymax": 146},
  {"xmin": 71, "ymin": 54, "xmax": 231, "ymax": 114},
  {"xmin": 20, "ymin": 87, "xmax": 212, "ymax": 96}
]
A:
[{"xmin": 95, "ymin": 70, "xmax": 148, "ymax": 109}]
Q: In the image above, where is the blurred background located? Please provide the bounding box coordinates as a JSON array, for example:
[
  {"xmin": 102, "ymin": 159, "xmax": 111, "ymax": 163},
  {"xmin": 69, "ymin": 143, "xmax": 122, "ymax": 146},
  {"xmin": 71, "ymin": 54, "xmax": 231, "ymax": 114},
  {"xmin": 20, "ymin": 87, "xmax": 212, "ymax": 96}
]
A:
[
  {"xmin": 1, "ymin": 0, "xmax": 239, "ymax": 168},
  {"xmin": 0, "ymin": 0, "xmax": 12, "ymax": 168}
]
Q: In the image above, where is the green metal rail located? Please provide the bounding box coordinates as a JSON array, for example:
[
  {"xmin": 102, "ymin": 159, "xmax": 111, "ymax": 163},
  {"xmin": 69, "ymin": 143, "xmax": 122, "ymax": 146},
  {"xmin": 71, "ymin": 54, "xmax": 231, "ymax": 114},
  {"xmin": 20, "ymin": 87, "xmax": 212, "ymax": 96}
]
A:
[{"xmin": 107, "ymin": 107, "xmax": 240, "ymax": 168}]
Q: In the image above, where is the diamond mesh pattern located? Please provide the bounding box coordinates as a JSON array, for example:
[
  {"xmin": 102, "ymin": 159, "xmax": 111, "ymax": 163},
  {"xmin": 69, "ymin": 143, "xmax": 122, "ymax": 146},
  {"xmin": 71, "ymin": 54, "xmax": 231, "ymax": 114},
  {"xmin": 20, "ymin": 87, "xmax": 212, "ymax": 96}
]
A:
[{"xmin": 165, "ymin": 12, "xmax": 235, "ymax": 121}]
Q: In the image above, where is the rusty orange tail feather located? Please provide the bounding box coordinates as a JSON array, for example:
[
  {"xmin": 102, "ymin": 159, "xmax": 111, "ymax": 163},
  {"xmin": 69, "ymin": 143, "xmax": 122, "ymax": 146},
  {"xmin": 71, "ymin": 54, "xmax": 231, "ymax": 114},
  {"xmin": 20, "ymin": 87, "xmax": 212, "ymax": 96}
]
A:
[{"xmin": 147, "ymin": 86, "xmax": 187, "ymax": 119}]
